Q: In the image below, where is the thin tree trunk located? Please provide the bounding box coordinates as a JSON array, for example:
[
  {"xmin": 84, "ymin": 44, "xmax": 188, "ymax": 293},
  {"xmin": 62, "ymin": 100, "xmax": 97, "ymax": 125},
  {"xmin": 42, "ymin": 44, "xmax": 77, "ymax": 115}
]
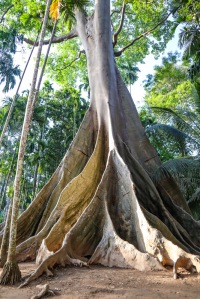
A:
[
  {"xmin": 0, "ymin": 27, "xmax": 41, "ymax": 149},
  {"xmin": 32, "ymin": 162, "xmax": 40, "ymax": 200},
  {"xmin": 35, "ymin": 172, "xmax": 41, "ymax": 195},
  {"xmin": 0, "ymin": 200, "xmax": 13, "ymax": 267},
  {"xmin": 0, "ymin": 179, "xmax": 6, "ymax": 206},
  {"xmin": 32, "ymin": 22, "xmax": 57, "ymax": 199},
  {"xmin": 73, "ymin": 105, "xmax": 77, "ymax": 139},
  {"xmin": 0, "ymin": 0, "xmax": 53, "ymax": 285},
  {"xmin": 32, "ymin": 116, "xmax": 47, "ymax": 199},
  {"xmin": 35, "ymin": 21, "xmax": 57, "ymax": 94},
  {"xmin": 0, "ymin": 150, "xmax": 16, "ymax": 210}
]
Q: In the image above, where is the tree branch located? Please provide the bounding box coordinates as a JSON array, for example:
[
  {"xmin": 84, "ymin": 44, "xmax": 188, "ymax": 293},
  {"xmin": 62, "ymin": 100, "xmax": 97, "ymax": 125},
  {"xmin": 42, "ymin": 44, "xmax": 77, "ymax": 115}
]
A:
[
  {"xmin": 55, "ymin": 50, "xmax": 85, "ymax": 72},
  {"xmin": 111, "ymin": 8, "xmax": 121, "ymax": 18},
  {"xmin": 0, "ymin": 5, "xmax": 14, "ymax": 23},
  {"xmin": 113, "ymin": 2, "xmax": 126, "ymax": 47},
  {"xmin": 114, "ymin": 7, "xmax": 179, "ymax": 57},
  {"xmin": 23, "ymin": 28, "xmax": 78, "ymax": 46}
]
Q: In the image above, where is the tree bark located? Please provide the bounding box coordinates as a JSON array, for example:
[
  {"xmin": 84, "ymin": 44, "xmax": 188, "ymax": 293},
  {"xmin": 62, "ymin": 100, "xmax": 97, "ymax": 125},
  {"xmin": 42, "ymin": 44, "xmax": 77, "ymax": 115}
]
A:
[
  {"xmin": 0, "ymin": 150, "xmax": 16, "ymax": 210},
  {"xmin": 0, "ymin": 200, "xmax": 13, "ymax": 267}
]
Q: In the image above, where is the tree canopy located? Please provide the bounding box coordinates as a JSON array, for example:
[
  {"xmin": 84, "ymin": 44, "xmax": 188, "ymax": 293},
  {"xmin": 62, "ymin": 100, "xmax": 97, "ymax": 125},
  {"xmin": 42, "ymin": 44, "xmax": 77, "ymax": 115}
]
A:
[{"xmin": 0, "ymin": 0, "xmax": 184, "ymax": 92}]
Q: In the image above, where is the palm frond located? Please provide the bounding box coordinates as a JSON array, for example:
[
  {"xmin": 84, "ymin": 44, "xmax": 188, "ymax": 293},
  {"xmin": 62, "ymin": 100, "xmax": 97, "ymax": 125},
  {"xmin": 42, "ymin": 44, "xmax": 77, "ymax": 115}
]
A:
[
  {"xmin": 188, "ymin": 188, "xmax": 200, "ymax": 204},
  {"xmin": 149, "ymin": 106, "xmax": 193, "ymax": 133},
  {"xmin": 153, "ymin": 157, "xmax": 200, "ymax": 184},
  {"xmin": 173, "ymin": 107, "xmax": 200, "ymax": 133},
  {"xmin": 193, "ymin": 82, "xmax": 200, "ymax": 115},
  {"xmin": 178, "ymin": 25, "xmax": 200, "ymax": 58},
  {"xmin": 178, "ymin": 177, "xmax": 200, "ymax": 189},
  {"xmin": 146, "ymin": 123, "xmax": 189, "ymax": 143}
]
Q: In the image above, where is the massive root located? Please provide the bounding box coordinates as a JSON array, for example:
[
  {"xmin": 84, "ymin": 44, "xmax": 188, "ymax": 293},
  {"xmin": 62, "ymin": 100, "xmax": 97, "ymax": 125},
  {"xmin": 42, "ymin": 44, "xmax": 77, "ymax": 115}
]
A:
[{"xmin": 19, "ymin": 140, "xmax": 200, "ymax": 286}]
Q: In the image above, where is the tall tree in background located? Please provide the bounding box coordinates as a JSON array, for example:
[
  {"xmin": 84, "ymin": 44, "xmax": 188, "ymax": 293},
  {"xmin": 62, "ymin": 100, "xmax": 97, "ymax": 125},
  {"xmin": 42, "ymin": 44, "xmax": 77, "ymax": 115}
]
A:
[
  {"xmin": 1, "ymin": 0, "xmax": 200, "ymax": 286},
  {"xmin": 0, "ymin": 0, "xmax": 54, "ymax": 284}
]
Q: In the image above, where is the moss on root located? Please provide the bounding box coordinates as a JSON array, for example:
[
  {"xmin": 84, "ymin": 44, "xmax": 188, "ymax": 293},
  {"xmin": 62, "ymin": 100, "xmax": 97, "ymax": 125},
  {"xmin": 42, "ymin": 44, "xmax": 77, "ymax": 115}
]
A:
[{"xmin": 0, "ymin": 261, "xmax": 21, "ymax": 285}]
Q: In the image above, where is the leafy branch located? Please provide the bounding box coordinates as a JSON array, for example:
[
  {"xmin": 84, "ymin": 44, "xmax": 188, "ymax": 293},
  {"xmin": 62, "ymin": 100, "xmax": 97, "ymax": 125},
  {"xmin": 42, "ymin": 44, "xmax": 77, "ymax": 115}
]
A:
[
  {"xmin": 55, "ymin": 49, "xmax": 85, "ymax": 72},
  {"xmin": 114, "ymin": 7, "xmax": 179, "ymax": 57},
  {"xmin": 0, "ymin": 5, "xmax": 14, "ymax": 23},
  {"xmin": 153, "ymin": 157, "xmax": 200, "ymax": 186},
  {"xmin": 150, "ymin": 106, "xmax": 200, "ymax": 136},
  {"xmin": 113, "ymin": 2, "xmax": 126, "ymax": 47}
]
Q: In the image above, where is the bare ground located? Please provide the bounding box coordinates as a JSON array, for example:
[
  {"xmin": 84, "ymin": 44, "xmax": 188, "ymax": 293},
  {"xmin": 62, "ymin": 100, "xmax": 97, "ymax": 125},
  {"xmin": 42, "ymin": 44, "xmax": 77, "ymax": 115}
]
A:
[{"xmin": 0, "ymin": 262, "xmax": 200, "ymax": 299}]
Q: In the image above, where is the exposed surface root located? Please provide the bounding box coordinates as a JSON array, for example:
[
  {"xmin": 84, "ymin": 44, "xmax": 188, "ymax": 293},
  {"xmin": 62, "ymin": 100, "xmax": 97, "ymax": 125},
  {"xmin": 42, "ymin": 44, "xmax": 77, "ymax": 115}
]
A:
[
  {"xmin": 31, "ymin": 284, "xmax": 49, "ymax": 299},
  {"xmin": 0, "ymin": 261, "xmax": 21, "ymax": 285},
  {"xmin": 30, "ymin": 284, "xmax": 60, "ymax": 299},
  {"xmin": 16, "ymin": 237, "xmax": 40, "ymax": 262},
  {"xmin": 19, "ymin": 248, "xmax": 88, "ymax": 287},
  {"xmin": 89, "ymin": 208, "xmax": 164, "ymax": 271}
]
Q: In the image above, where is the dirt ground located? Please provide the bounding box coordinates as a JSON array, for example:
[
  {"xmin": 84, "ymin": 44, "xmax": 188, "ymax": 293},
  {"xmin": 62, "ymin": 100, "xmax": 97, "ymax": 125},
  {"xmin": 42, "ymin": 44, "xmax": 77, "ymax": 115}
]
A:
[{"xmin": 0, "ymin": 262, "xmax": 200, "ymax": 299}]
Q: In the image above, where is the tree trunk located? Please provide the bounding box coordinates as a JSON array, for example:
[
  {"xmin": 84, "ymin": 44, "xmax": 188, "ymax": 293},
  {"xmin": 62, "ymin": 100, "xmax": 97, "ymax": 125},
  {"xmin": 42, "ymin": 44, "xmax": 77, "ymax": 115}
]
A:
[
  {"xmin": 0, "ymin": 200, "xmax": 13, "ymax": 267},
  {"xmin": 2, "ymin": 0, "xmax": 200, "ymax": 287},
  {"xmin": 0, "ymin": 179, "xmax": 6, "ymax": 209},
  {"xmin": 33, "ymin": 120, "xmax": 45, "ymax": 199},
  {"xmin": 0, "ymin": 150, "xmax": 16, "ymax": 210},
  {"xmin": 33, "ymin": 161, "xmax": 40, "ymax": 200}
]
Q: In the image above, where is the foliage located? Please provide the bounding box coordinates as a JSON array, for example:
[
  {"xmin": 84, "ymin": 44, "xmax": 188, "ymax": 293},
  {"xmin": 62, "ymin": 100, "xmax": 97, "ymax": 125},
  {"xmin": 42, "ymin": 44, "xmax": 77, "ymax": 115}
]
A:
[
  {"xmin": 119, "ymin": 61, "xmax": 140, "ymax": 88},
  {"xmin": 0, "ymin": 29, "xmax": 22, "ymax": 92},
  {"xmin": 177, "ymin": 0, "xmax": 200, "ymax": 100},
  {"xmin": 1, "ymin": 0, "xmax": 180, "ymax": 90},
  {"xmin": 152, "ymin": 155, "xmax": 200, "ymax": 219},
  {"xmin": 142, "ymin": 105, "xmax": 200, "ymax": 217},
  {"xmin": 143, "ymin": 52, "xmax": 196, "ymax": 108},
  {"xmin": 143, "ymin": 50, "xmax": 200, "ymax": 217}
]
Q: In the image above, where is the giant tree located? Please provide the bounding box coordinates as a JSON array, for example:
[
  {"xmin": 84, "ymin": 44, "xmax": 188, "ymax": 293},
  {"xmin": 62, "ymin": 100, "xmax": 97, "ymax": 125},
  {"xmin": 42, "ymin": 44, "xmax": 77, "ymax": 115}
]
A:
[{"xmin": 1, "ymin": 0, "xmax": 200, "ymax": 286}]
